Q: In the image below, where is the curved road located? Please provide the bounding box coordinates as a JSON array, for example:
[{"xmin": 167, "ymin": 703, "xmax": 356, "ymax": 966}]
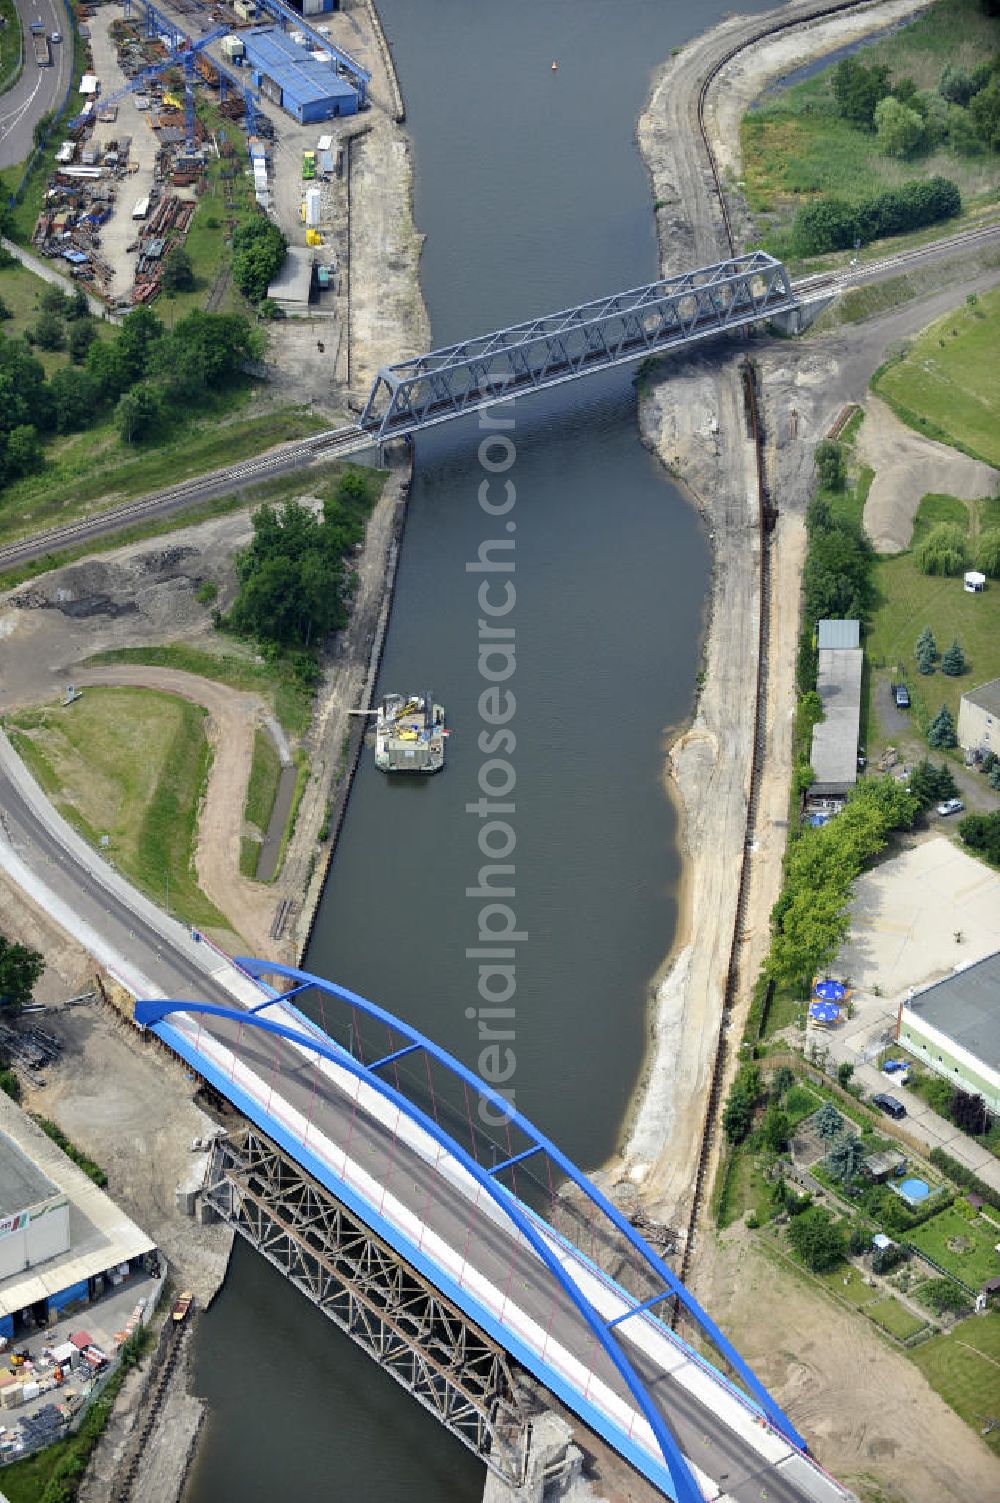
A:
[
  {"xmin": 0, "ymin": 721, "xmax": 845, "ymax": 1503},
  {"xmin": 0, "ymin": 0, "xmax": 71, "ymax": 171}
]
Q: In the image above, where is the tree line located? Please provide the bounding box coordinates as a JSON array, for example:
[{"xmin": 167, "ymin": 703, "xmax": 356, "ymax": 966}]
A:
[
  {"xmin": 793, "ymin": 175, "xmax": 962, "ymax": 257},
  {"xmin": 832, "ymin": 48, "xmax": 1000, "ymax": 158},
  {"xmin": 0, "ymin": 304, "xmax": 262, "ymax": 485},
  {"xmin": 215, "ymin": 468, "xmax": 378, "ymax": 679}
]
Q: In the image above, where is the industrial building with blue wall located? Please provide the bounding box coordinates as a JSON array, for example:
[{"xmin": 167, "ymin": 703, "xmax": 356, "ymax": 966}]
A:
[{"xmin": 241, "ymin": 26, "xmax": 358, "ymax": 123}]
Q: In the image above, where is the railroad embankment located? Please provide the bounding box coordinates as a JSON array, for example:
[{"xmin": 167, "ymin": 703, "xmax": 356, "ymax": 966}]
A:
[
  {"xmin": 628, "ymin": 4, "xmax": 1000, "ymax": 1497},
  {"xmin": 626, "ymin": 0, "xmax": 967, "ymax": 1231}
]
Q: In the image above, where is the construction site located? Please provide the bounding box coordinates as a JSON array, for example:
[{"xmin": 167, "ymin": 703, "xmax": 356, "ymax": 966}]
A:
[{"xmin": 26, "ymin": 0, "xmax": 377, "ymax": 317}]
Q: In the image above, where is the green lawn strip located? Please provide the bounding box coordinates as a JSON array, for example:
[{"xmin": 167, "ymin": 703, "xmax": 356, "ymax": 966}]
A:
[
  {"xmin": 816, "ymin": 1262, "xmax": 878, "ymax": 1310},
  {"xmin": 715, "ymin": 1146, "xmax": 776, "ymax": 1230},
  {"xmin": 908, "ymin": 1209, "xmax": 1000, "ymax": 1288},
  {"xmin": 239, "ymin": 834, "xmax": 261, "ymax": 879},
  {"xmin": 865, "ymin": 1295, "xmax": 928, "ymax": 1341},
  {"xmin": 7, "ymin": 688, "xmax": 228, "ymax": 933},
  {"xmin": 910, "ymin": 1328, "xmax": 1000, "ymax": 1454},
  {"xmin": 873, "ymin": 285, "xmax": 1000, "ymax": 468},
  {"xmin": 245, "ymin": 729, "xmax": 282, "ymax": 834},
  {"xmin": 867, "ymin": 552, "xmax": 1000, "ymax": 724},
  {"xmin": 83, "ymin": 643, "xmax": 314, "ymax": 739},
  {"xmin": 0, "ymin": 0, "xmax": 23, "ymax": 95},
  {"xmin": 0, "ymin": 402, "xmax": 327, "ymax": 547},
  {"xmin": 271, "ymin": 750, "xmax": 309, "ymax": 880}
]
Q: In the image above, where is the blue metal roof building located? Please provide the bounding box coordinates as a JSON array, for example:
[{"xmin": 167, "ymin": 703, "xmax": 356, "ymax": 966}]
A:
[{"xmin": 242, "ymin": 26, "xmax": 358, "ymax": 123}]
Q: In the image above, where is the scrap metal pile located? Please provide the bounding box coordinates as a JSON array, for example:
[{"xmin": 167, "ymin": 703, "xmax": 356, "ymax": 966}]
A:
[{"xmin": 30, "ymin": 20, "xmax": 213, "ymax": 305}]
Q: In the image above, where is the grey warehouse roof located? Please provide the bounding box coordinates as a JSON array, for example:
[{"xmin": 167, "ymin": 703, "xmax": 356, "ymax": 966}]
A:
[
  {"xmin": 963, "ymin": 677, "xmax": 1000, "ymax": 719},
  {"xmin": 267, "ymin": 245, "xmax": 313, "ymax": 305},
  {"xmin": 0, "ymin": 1132, "xmax": 61, "ymax": 1217},
  {"xmin": 811, "ymin": 647, "xmax": 862, "ymax": 794},
  {"xmin": 907, "ymin": 950, "xmax": 1000, "ymax": 1072},
  {"xmin": 817, "ymin": 619, "xmax": 860, "ymax": 651}
]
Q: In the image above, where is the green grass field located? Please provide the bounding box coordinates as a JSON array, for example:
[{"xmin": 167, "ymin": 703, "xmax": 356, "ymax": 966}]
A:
[
  {"xmin": 908, "ymin": 1208, "xmax": 1000, "ymax": 1288},
  {"xmin": 0, "ymin": 259, "xmax": 115, "ymax": 370},
  {"xmin": 0, "ymin": 0, "xmax": 22, "ymax": 94},
  {"xmin": 7, "ymin": 687, "xmax": 229, "ymax": 933},
  {"xmin": 740, "ymin": 0, "xmax": 1000, "ymax": 259},
  {"xmin": 84, "ymin": 642, "xmax": 315, "ymax": 738},
  {"xmin": 0, "ymin": 403, "xmax": 327, "ymax": 548},
  {"xmin": 874, "ymin": 286, "xmax": 1000, "ymax": 467},
  {"xmin": 244, "ymin": 728, "xmax": 282, "ymax": 852},
  {"xmin": 867, "ymin": 546, "xmax": 1000, "ymax": 726},
  {"xmin": 911, "ymin": 1313, "xmax": 1000, "ymax": 1455},
  {"xmin": 866, "ymin": 1295, "xmax": 928, "ymax": 1340}
]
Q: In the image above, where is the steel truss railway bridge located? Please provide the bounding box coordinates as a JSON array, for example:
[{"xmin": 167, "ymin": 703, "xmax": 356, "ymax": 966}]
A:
[
  {"xmin": 357, "ymin": 251, "xmax": 798, "ymax": 443},
  {"xmin": 137, "ymin": 962, "xmax": 850, "ymax": 1503}
]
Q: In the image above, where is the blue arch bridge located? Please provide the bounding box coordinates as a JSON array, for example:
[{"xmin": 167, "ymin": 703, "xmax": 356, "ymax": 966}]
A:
[{"xmin": 137, "ymin": 964, "xmax": 852, "ymax": 1503}]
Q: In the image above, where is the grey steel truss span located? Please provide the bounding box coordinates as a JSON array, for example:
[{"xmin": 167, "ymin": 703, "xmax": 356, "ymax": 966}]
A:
[
  {"xmin": 203, "ymin": 1124, "xmax": 532, "ymax": 1486},
  {"xmin": 359, "ymin": 252, "xmax": 796, "ymax": 440}
]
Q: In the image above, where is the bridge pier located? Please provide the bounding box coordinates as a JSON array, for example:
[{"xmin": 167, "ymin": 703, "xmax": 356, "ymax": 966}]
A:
[
  {"xmin": 482, "ymin": 1413, "xmax": 596, "ymax": 1503},
  {"xmin": 769, "ymin": 293, "xmax": 835, "ymax": 336},
  {"xmin": 201, "ymin": 1124, "xmax": 533, "ymax": 1486}
]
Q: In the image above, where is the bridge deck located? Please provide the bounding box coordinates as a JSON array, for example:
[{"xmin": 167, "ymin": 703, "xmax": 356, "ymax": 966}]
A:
[{"xmin": 148, "ymin": 984, "xmax": 846, "ymax": 1503}]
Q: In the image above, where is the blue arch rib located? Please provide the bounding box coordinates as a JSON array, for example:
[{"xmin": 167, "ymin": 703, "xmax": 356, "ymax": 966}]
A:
[
  {"xmin": 137, "ymin": 993, "xmax": 705, "ymax": 1503},
  {"xmin": 234, "ymin": 959, "xmax": 805, "ymax": 1450},
  {"xmin": 138, "ymin": 960, "xmax": 805, "ymax": 1457}
]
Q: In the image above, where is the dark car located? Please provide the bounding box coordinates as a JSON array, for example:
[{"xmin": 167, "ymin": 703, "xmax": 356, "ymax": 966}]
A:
[
  {"xmin": 892, "ymin": 683, "xmax": 910, "ymax": 709},
  {"xmin": 872, "ymin": 1092, "xmax": 906, "ymax": 1120}
]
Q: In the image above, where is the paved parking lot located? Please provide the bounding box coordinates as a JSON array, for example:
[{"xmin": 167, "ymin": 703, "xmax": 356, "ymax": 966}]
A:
[{"xmin": 806, "ymin": 835, "xmax": 1000, "ymax": 1189}]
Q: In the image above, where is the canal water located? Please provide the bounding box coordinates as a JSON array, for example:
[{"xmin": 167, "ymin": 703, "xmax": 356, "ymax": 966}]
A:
[{"xmin": 185, "ymin": 4, "xmax": 766, "ymax": 1499}]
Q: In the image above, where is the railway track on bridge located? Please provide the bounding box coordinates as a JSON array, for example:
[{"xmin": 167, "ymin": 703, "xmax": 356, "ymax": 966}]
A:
[{"xmin": 675, "ymin": 0, "xmax": 873, "ymax": 1300}]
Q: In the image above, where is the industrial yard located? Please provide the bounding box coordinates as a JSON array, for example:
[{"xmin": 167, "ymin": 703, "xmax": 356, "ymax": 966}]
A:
[{"xmin": 19, "ymin": 0, "xmax": 380, "ymax": 334}]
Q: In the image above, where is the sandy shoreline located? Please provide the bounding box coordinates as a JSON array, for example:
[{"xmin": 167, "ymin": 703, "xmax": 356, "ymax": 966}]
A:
[{"xmin": 620, "ymin": 0, "xmax": 929, "ymax": 1226}]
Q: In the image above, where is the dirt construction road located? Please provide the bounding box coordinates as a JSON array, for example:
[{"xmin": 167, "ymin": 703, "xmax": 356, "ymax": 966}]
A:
[
  {"xmin": 73, "ymin": 664, "xmax": 285, "ymax": 955},
  {"xmin": 858, "ymin": 394, "xmax": 998, "ymax": 553}
]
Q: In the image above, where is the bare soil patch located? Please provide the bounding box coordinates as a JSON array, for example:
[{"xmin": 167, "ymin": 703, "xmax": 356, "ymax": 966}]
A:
[
  {"xmin": 691, "ymin": 1226, "xmax": 1000, "ymax": 1503},
  {"xmin": 859, "ymin": 394, "xmax": 997, "ymax": 554}
]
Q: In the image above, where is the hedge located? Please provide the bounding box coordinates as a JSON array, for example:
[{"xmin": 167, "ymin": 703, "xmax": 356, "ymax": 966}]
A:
[{"xmin": 793, "ymin": 176, "xmax": 961, "ymax": 257}]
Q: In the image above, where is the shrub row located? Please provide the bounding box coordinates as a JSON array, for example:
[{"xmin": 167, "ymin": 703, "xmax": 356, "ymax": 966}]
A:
[
  {"xmin": 928, "ymin": 1146, "xmax": 1000, "ymax": 1213},
  {"xmin": 793, "ymin": 176, "xmax": 961, "ymax": 257}
]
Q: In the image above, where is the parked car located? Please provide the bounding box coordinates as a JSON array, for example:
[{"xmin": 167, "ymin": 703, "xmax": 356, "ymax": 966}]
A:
[
  {"xmin": 891, "ymin": 683, "xmax": 910, "ymax": 709},
  {"xmin": 882, "ymin": 1059, "xmax": 906, "ymax": 1074},
  {"xmin": 872, "ymin": 1093, "xmax": 907, "ymax": 1120},
  {"xmin": 936, "ymin": 798, "xmax": 964, "ymax": 817}
]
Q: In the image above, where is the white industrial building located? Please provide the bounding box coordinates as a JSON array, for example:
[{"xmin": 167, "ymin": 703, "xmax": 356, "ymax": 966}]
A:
[
  {"xmin": 0, "ymin": 1097, "xmax": 155, "ymax": 1341},
  {"xmin": 810, "ymin": 619, "xmax": 863, "ymax": 798},
  {"xmin": 958, "ymin": 677, "xmax": 1000, "ymax": 754}
]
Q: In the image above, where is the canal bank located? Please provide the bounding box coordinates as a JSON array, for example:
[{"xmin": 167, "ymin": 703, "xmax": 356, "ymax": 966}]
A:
[
  {"xmin": 625, "ymin": 0, "xmax": 933, "ymax": 1232},
  {"xmin": 179, "ymin": 4, "xmax": 799, "ymax": 1502}
]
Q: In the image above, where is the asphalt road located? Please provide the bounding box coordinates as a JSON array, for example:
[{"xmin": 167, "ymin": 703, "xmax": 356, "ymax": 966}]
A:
[
  {"xmin": 0, "ymin": 725, "xmax": 841, "ymax": 1502},
  {"xmin": 188, "ymin": 1005, "xmax": 843, "ymax": 1503},
  {"xmin": 0, "ymin": 0, "xmax": 72, "ymax": 172}
]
